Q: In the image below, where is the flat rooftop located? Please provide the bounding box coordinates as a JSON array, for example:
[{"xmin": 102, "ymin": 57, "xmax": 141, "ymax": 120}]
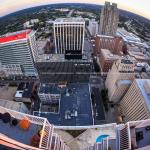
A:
[
  {"xmin": 128, "ymin": 51, "xmax": 150, "ymax": 61},
  {"xmin": 96, "ymin": 34, "xmax": 115, "ymax": 39},
  {"xmin": 15, "ymin": 82, "xmax": 34, "ymax": 98},
  {"xmin": 39, "ymin": 83, "xmax": 60, "ymax": 94},
  {"xmin": 101, "ymin": 49, "xmax": 121, "ymax": 60},
  {"xmin": 0, "ymin": 99, "xmax": 28, "ymax": 113},
  {"xmin": 0, "ymin": 84, "xmax": 17, "ymax": 101},
  {"xmin": 0, "ymin": 119, "xmax": 39, "ymax": 146},
  {"xmin": 38, "ymin": 54, "xmax": 92, "ymax": 62},
  {"xmin": 54, "ymin": 17, "xmax": 85, "ymax": 23},
  {"xmin": 0, "ymin": 106, "xmax": 51, "ymax": 150},
  {"xmin": 0, "ymin": 29, "xmax": 32, "ymax": 44},
  {"xmin": 121, "ymin": 59, "xmax": 133, "ymax": 64},
  {"xmin": 34, "ymin": 83, "xmax": 93, "ymax": 126}
]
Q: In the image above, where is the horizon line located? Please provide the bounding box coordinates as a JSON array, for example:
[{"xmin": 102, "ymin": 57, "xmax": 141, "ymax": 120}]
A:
[{"xmin": 0, "ymin": 2, "xmax": 150, "ymax": 21}]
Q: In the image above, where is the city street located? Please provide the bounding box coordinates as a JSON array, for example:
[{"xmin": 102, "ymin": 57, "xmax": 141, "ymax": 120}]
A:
[{"xmin": 90, "ymin": 76, "xmax": 106, "ymax": 125}]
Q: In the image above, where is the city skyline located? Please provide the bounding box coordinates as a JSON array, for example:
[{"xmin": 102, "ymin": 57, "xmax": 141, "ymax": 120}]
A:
[
  {"xmin": 0, "ymin": 0, "xmax": 150, "ymax": 149},
  {"xmin": 0, "ymin": 0, "xmax": 150, "ymax": 20}
]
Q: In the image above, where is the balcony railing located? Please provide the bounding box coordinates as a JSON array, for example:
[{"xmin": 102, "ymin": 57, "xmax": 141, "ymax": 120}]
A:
[{"xmin": 0, "ymin": 106, "xmax": 69, "ymax": 150}]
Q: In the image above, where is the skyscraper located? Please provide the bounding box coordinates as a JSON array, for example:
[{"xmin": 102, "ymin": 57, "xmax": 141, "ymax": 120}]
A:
[
  {"xmin": 0, "ymin": 29, "xmax": 38, "ymax": 77},
  {"xmin": 105, "ymin": 59, "xmax": 135, "ymax": 103},
  {"xmin": 99, "ymin": 1, "xmax": 119, "ymax": 36},
  {"xmin": 120, "ymin": 79, "xmax": 150, "ymax": 122},
  {"xmin": 54, "ymin": 18, "xmax": 85, "ymax": 59},
  {"xmin": 88, "ymin": 19, "xmax": 98, "ymax": 36}
]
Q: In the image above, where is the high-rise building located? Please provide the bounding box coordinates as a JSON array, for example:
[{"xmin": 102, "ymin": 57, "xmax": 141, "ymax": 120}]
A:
[
  {"xmin": 120, "ymin": 79, "xmax": 150, "ymax": 122},
  {"xmin": 99, "ymin": 1, "xmax": 119, "ymax": 36},
  {"xmin": 94, "ymin": 35, "xmax": 125, "ymax": 55},
  {"xmin": 105, "ymin": 59, "xmax": 135, "ymax": 103},
  {"xmin": 83, "ymin": 119, "xmax": 150, "ymax": 150},
  {"xmin": 0, "ymin": 29, "xmax": 38, "ymax": 77},
  {"xmin": 0, "ymin": 105, "xmax": 150, "ymax": 150},
  {"xmin": 88, "ymin": 19, "xmax": 98, "ymax": 36},
  {"xmin": 0, "ymin": 106, "xmax": 69, "ymax": 150},
  {"xmin": 98, "ymin": 49, "xmax": 122, "ymax": 73},
  {"xmin": 54, "ymin": 18, "xmax": 85, "ymax": 59}
]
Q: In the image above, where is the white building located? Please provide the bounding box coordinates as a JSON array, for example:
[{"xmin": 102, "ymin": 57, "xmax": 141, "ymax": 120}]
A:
[
  {"xmin": 117, "ymin": 28, "xmax": 141, "ymax": 43},
  {"xmin": 120, "ymin": 79, "xmax": 150, "ymax": 122},
  {"xmin": 54, "ymin": 18, "xmax": 85, "ymax": 59},
  {"xmin": 0, "ymin": 29, "xmax": 38, "ymax": 77},
  {"xmin": 105, "ymin": 59, "xmax": 135, "ymax": 103},
  {"xmin": 23, "ymin": 19, "xmax": 39, "ymax": 28},
  {"xmin": 38, "ymin": 83, "xmax": 61, "ymax": 103},
  {"xmin": 88, "ymin": 19, "xmax": 98, "ymax": 36}
]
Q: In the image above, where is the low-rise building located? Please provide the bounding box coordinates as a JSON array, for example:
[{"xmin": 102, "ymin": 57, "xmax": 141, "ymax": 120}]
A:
[
  {"xmin": 23, "ymin": 19, "xmax": 39, "ymax": 28},
  {"xmin": 0, "ymin": 99, "xmax": 29, "ymax": 113},
  {"xmin": 38, "ymin": 83, "xmax": 61, "ymax": 103},
  {"xmin": 117, "ymin": 28, "xmax": 141, "ymax": 44},
  {"xmin": 127, "ymin": 43, "xmax": 150, "ymax": 62},
  {"xmin": 15, "ymin": 82, "xmax": 35, "ymax": 103}
]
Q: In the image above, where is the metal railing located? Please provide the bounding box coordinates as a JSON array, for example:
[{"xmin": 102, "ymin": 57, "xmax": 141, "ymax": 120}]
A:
[{"xmin": 0, "ymin": 106, "xmax": 69, "ymax": 150}]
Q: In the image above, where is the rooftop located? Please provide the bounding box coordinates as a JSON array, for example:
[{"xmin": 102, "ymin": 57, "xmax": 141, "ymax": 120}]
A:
[
  {"xmin": 0, "ymin": 119, "xmax": 39, "ymax": 146},
  {"xmin": 15, "ymin": 82, "xmax": 34, "ymax": 98},
  {"xmin": 121, "ymin": 59, "xmax": 133, "ymax": 64},
  {"xmin": 73, "ymin": 124, "xmax": 117, "ymax": 150},
  {"xmin": 128, "ymin": 50, "xmax": 150, "ymax": 61},
  {"xmin": 34, "ymin": 83, "xmax": 93, "ymax": 126},
  {"xmin": 96, "ymin": 34, "xmax": 115, "ymax": 39},
  {"xmin": 101, "ymin": 49, "xmax": 122, "ymax": 60},
  {"xmin": 39, "ymin": 83, "xmax": 61, "ymax": 94},
  {"xmin": 0, "ymin": 29, "xmax": 32, "ymax": 44},
  {"xmin": 117, "ymin": 80, "xmax": 132, "ymax": 87},
  {"xmin": 0, "ymin": 106, "xmax": 54, "ymax": 150},
  {"xmin": 0, "ymin": 99, "xmax": 28, "ymax": 113},
  {"xmin": 54, "ymin": 17, "xmax": 85, "ymax": 23},
  {"xmin": 117, "ymin": 28, "xmax": 141, "ymax": 43},
  {"xmin": 38, "ymin": 54, "xmax": 92, "ymax": 63}
]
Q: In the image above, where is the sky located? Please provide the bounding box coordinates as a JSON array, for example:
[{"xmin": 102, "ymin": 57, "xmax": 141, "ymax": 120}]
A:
[{"xmin": 0, "ymin": 0, "xmax": 150, "ymax": 19}]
